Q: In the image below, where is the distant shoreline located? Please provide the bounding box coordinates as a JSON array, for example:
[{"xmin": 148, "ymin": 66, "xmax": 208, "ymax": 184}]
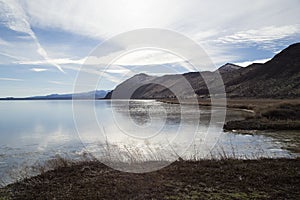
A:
[
  {"xmin": 1, "ymin": 97, "xmax": 299, "ymax": 131},
  {"xmin": 0, "ymin": 97, "xmax": 109, "ymax": 100},
  {"xmin": 159, "ymin": 98, "xmax": 300, "ymax": 131}
]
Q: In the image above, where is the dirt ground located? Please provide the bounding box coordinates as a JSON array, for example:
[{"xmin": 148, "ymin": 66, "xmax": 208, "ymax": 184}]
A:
[{"xmin": 0, "ymin": 158, "xmax": 299, "ymax": 200}]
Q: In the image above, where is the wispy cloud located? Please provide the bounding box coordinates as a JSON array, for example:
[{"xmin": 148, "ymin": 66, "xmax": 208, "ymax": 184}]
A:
[
  {"xmin": 85, "ymin": 50, "xmax": 184, "ymax": 66},
  {"xmin": 30, "ymin": 68, "xmax": 49, "ymax": 72},
  {"xmin": 217, "ymin": 25, "xmax": 299, "ymax": 47},
  {"xmin": 0, "ymin": 0, "xmax": 300, "ymax": 97},
  {"xmin": 234, "ymin": 58, "xmax": 271, "ymax": 67},
  {"xmin": 0, "ymin": 0, "xmax": 65, "ymax": 72},
  {"xmin": 0, "ymin": 38, "xmax": 10, "ymax": 46},
  {"xmin": 0, "ymin": 77, "xmax": 24, "ymax": 81},
  {"xmin": 22, "ymin": 1, "xmax": 300, "ymax": 41},
  {"xmin": 0, "ymin": 51, "xmax": 25, "ymax": 61},
  {"xmin": 105, "ymin": 65, "xmax": 132, "ymax": 74},
  {"xmin": 48, "ymin": 81, "xmax": 72, "ymax": 86},
  {"xmin": 17, "ymin": 57, "xmax": 85, "ymax": 65},
  {"xmin": 68, "ymin": 65, "xmax": 128, "ymax": 83},
  {"xmin": 2, "ymin": 0, "xmax": 300, "ymax": 68}
]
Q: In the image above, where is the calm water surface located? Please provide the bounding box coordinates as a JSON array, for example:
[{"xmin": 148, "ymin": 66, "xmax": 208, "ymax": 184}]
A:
[{"xmin": 0, "ymin": 100, "xmax": 296, "ymax": 181}]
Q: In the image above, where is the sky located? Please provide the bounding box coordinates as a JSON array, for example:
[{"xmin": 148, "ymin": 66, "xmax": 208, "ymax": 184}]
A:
[{"xmin": 0, "ymin": 0, "xmax": 299, "ymax": 97}]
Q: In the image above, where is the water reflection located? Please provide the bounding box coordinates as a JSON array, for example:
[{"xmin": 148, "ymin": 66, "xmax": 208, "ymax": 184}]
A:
[{"xmin": 0, "ymin": 100, "xmax": 296, "ymax": 178}]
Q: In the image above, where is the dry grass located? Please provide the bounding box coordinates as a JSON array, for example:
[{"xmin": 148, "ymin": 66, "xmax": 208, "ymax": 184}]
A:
[
  {"xmin": 0, "ymin": 138, "xmax": 299, "ymax": 199},
  {"xmin": 0, "ymin": 139, "xmax": 283, "ymax": 189},
  {"xmin": 1, "ymin": 157, "xmax": 299, "ymax": 200}
]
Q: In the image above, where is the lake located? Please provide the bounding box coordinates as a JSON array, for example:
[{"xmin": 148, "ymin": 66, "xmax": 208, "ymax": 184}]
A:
[{"xmin": 0, "ymin": 100, "xmax": 296, "ymax": 179}]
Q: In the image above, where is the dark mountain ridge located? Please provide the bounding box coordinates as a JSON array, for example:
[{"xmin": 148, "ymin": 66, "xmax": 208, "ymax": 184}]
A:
[{"xmin": 106, "ymin": 43, "xmax": 300, "ymax": 99}]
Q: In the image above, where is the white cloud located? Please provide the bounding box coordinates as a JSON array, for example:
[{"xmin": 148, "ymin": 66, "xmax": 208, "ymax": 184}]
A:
[
  {"xmin": 48, "ymin": 81, "xmax": 72, "ymax": 86},
  {"xmin": 1, "ymin": 0, "xmax": 300, "ymax": 79},
  {"xmin": 23, "ymin": 0, "xmax": 184, "ymax": 39},
  {"xmin": 218, "ymin": 25, "xmax": 299, "ymax": 44},
  {"xmin": 30, "ymin": 68, "xmax": 49, "ymax": 72},
  {"xmin": 18, "ymin": 57, "xmax": 85, "ymax": 65},
  {"xmin": 19, "ymin": 50, "xmax": 193, "ymax": 74},
  {"xmin": 0, "ymin": 39, "xmax": 46, "ymax": 63},
  {"xmin": 0, "ymin": 38, "xmax": 10, "ymax": 46},
  {"xmin": 105, "ymin": 65, "xmax": 131, "ymax": 74},
  {"xmin": 0, "ymin": 0, "xmax": 65, "ymax": 72},
  {"xmin": 200, "ymin": 44, "xmax": 239, "ymax": 68},
  {"xmin": 0, "ymin": 77, "xmax": 24, "ymax": 81},
  {"xmin": 14, "ymin": 0, "xmax": 298, "ymax": 69},
  {"xmin": 20, "ymin": 0, "xmax": 300, "ymax": 42},
  {"xmin": 0, "ymin": 51, "xmax": 24, "ymax": 61},
  {"xmin": 85, "ymin": 50, "xmax": 184, "ymax": 66},
  {"xmin": 234, "ymin": 58, "xmax": 271, "ymax": 67},
  {"xmin": 61, "ymin": 65, "xmax": 124, "ymax": 83}
]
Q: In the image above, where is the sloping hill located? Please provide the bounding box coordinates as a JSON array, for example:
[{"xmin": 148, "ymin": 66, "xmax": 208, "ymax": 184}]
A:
[
  {"xmin": 217, "ymin": 63, "xmax": 242, "ymax": 73},
  {"xmin": 106, "ymin": 43, "xmax": 300, "ymax": 99},
  {"xmin": 225, "ymin": 43, "xmax": 300, "ymax": 98}
]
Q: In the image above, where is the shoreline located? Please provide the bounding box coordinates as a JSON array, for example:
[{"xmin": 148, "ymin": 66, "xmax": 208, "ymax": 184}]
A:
[
  {"xmin": 1, "ymin": 98, "xmax": 299, "ymax": 131},
  {"xmin": 159, "ymin": 98, "xmax": 300, "ymax": 131},
  {"xmin": 0, "ymin": 99, "xmax": 299, "ymax": 199},
  {"xmin": 1, "ymin": 158, "xmax": 299, "ymax": 199}
]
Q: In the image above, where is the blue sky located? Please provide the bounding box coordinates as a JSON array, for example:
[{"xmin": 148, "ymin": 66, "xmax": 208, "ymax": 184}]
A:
[{"xmin": 0, "ymin": 0, "xmax": 299, "ymax": 97}]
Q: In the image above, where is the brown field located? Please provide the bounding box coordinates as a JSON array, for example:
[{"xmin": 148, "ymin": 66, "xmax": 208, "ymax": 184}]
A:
[{"xmin": 0, "ymin": 158, "xmax": 299, "ymax": 200}]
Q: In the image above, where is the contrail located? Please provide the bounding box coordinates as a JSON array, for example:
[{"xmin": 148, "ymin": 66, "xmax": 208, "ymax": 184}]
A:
[
  {"xmin": 30, "ymin": 32, "xmax": 65, "ymax": 73},
  {"xmin": 0, "ymin": 0, "xmax": 65, "ymax": 73}
]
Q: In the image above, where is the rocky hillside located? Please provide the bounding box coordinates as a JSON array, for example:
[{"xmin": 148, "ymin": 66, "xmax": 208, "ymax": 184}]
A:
[
  {"xmin": 106, "ymin": 43, "xmax": 300, "ymax": 99},
  {"xmin": 224, "ymin": 43, "xmax": 300, "ymax": 98},
  {"xmin": 217, "ymin": 63, "xmax": 241, "ymax": 73}
]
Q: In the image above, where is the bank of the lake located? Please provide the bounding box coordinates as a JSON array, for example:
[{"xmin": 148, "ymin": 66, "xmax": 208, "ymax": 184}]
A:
[
  {"xmin": 0, "ymin": 158, "xmax": 299, "ymax": 200},
  {"xmin": 0, "ymin": 99, "xmax": 299, "ymax": 199},
  {"xmin": 159, "ymin": 98, "xmax": 300, "ymax": 131}
]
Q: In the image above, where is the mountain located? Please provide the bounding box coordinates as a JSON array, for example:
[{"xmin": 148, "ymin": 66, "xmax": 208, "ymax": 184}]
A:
[
  {"xmin": 224, "ymin": 43, "xmax": 300, "ymax": 98},
  {"xmin": 1, "ymin": 90, "xmax": 109, "ymax": 100},
  {"xmin": 105, "ymin": 43, "xmax": 300, "ymax": 99},
  {"xmin": 105, "ymin": 70, "xmax": 231, "ymax": 99},
  {"xmin": 104, "ymin": 73, "xmax": 156, "ymax": 99},
  {"xmin": 217, "ymin": 63, "xmax": 241, "ymax": 73}
]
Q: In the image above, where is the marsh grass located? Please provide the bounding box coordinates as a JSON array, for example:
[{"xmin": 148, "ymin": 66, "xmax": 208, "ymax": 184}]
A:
[
  {"xmin": 1, "ymin": 141, "xmax": 298, "ymax": 200},
  {"xmin": 0, "ymin": 137, "xmax": 291, "ymax": 188},
  {"xmin": 260, "ymin": 103, "xmax": 300, "ymax": 120}
]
